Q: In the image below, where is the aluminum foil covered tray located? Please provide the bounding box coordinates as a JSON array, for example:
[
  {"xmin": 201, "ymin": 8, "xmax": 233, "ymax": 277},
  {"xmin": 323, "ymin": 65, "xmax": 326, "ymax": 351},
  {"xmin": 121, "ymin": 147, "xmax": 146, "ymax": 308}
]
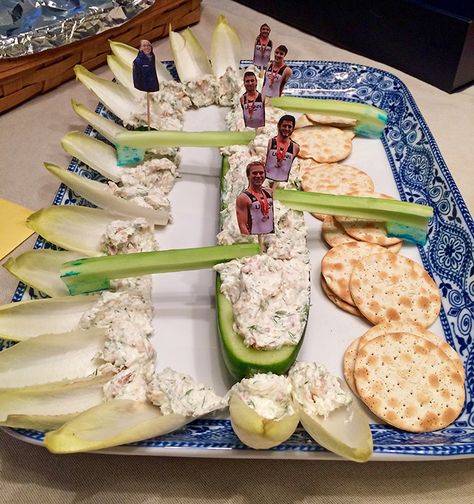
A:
[{"xmin": 0, "ymin": 0, "xmax": 153, "ymax": 58}]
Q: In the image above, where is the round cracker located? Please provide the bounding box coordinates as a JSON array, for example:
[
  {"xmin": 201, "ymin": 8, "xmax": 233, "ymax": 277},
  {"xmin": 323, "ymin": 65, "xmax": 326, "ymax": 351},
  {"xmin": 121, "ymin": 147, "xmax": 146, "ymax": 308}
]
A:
[
  {"xmin": 349, "ymin": 253, "xmax": 441, "ymax": 328},
  {"xmin": 354, "ymin": 332, "xmax": 465, "ymax": 432},
  {"xmin": 292, "ymin": 126, "xmax": 355, "ymax": 163},
  {"xmin": 359, "ymin": 320, "xmax": 465, "ymax": 381},
  {"xmin": 302, "ymin": 164, "xmax": 375, "ymax": 220},
  {"xmin": 323, "ymin": 215, "xmax": 403, "ymax": 254},
  {"xmin": 343, "ymin": 338, "xmax": 361, "ymax": 396},
  {"xmin": 295, "ymin": 114, "xmax": 314, "ymax": 129},
  {"xmin": 322, "ymin": 242, "xmax": 390, "ymax": 306},
  {"xmin": 322, "ymin": 215, "xmax": 358, "ymax": 247},
  {"xmin": 335, "ymin": 192, "xmax": 402, "ymax": 246},
  {"xmin": 320, "ymin": 275, "xmax": 362, "ymax": 317}
]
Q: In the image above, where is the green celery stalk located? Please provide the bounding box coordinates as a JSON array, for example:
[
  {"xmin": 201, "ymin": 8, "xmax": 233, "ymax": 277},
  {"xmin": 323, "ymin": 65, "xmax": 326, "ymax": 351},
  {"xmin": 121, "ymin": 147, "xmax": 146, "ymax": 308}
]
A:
[
  {"xmin": 61, "ymin": 243, "xmax": 260, "ymax": 295},
  {"xmin": 275, "ymin": 189, "xmax": 432, "ymax": 245},
  {"xmin": 271, "ymin": 96, "xmax": 388, "ymax": 138},
  {"xmin": 115, "ymin": 130, "xmax": 256, "ymax": 149}
]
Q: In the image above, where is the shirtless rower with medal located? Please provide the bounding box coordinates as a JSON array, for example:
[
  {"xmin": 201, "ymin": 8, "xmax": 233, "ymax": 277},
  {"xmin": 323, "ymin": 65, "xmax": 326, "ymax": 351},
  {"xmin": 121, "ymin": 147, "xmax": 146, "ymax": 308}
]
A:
[
  {"xmin": 265, "ymin": 115, "xmax": 299, "ymax": 183},
  {"xmin": 236, "ymin": 161, "xmax": 274, "ymax": 236},
  {"xmin": 240, "ymin": 71, "xmax": 265, "ymax": 129},
  {"xmin": 261, "ymin": 45, "xmax": 292, "ymax": 98}
]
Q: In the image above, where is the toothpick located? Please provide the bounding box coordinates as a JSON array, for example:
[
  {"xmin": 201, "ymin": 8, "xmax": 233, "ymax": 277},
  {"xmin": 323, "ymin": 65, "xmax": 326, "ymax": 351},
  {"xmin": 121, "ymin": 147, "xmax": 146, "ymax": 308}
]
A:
[
  {"xmin": 258, "ymin": 234, "xmax": 264, "ymax": 254},
  {"xmin": 147, "ymin": 92, "xmax": 151, "ymax": 131}
]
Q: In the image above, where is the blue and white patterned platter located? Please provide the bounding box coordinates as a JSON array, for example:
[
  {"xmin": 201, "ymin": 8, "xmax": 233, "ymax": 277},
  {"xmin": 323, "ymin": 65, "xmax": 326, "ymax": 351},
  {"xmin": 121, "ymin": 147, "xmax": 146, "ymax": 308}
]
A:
[{"xmin": 3, "ymin": 60, "xmax": 474, "ymax": 460}]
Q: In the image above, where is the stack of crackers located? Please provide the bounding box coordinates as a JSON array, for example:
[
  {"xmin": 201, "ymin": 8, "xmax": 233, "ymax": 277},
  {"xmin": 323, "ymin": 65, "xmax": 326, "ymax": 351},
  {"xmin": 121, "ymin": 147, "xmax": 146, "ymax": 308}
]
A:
[{"xmin": 293, "ymin": 113, "xmax": 465, "ymax": 432}]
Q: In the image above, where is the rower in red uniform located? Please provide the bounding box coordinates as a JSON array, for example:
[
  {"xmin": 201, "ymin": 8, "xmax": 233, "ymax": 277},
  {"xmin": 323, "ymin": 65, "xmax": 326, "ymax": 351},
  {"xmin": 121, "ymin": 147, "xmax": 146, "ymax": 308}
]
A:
[
  {"xmin": 240, "ymin": 71, "xmax": 265, "ymax": 129},
  {"xmin": 236, "ymin": 161, "xmax": 274, "ymax": 235},
  {"xmin": 265, "ymin": 115, "xmax": 299, "ymax": 182},
  {"xmin": 261, "ymin": 45, "xmax": 292, "ymax": 98},
  {"xmin": 253, "ymin": 23, "xmax": 273, "ymax": 69}
]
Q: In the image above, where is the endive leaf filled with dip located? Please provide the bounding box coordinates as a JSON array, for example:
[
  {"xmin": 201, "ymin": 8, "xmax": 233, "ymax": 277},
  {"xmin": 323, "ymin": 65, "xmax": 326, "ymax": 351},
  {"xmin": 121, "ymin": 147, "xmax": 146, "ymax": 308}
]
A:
[
  {"xmin": 26, "ymin": 206, "xmax": 122, "ymax": 257},
  {"xmin": 74, "ymin": 65, "xmax": 138, "ymax": 125},
  {"xmin": 229, "ymin": 374, "xmax": 299, "ymax": 449},
  {"xmin": 3, "ymin": 250, "xmax": 84, "ymax": 297},
  {"xmin": 109, "ymin": 40, "xmax": 173, "ymax": 82},
  {"xmin": 169, "ymin": 25, "xmax": 212, "ymax": 82},
  {"xmin": 0, "ymin": 373, "xmax": 113, "ymax": 430},
  {"xmin": 107, "ymin": 54, "xmax": 145, "ymax": 100},
  {"xmin": 289, "ymin": 362, "xmax": 373, "ymax": 462},
  {"xmin": 0, "ymin": 295, "xmax": 99, "ymax": 341},
  {"xmin": 0, "ymin": 328, "xmax": 107, "ymax": 389},
  {"xmin": 43, "ymin": 163, "xmax": 170, "ymax": 226},
  {"xmin": 211, "ymin": 15, "xmax": 241, "ymax": 78},
  {"xmin": 45, "ymin": 368, "xmax": 227, "ymax": 453},
  {"xmin": 61, "ymin": 131, "xmax": 124, "ymax": 182}
]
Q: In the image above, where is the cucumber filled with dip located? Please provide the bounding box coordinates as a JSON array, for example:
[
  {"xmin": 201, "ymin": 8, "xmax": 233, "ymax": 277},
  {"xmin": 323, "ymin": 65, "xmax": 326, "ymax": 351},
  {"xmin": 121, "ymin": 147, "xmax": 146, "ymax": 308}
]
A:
[{"xmin": 215, "ymin": 157, "xmax": 309, "ymax": 380}]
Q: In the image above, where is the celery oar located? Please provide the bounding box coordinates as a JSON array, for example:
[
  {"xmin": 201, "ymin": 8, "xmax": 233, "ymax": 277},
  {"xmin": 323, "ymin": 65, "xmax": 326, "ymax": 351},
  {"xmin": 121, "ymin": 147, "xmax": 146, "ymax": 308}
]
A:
[
  {"xmin": 271, "ymin": 96, "xmax": 388, "ymax": 139},
  {"xmin": 275, "ymin": 189, "xmax": 432, "ymax": 245},
  {"xmin": 61, "ymin": 244, "xmax": 260, "ymax": 295},
  {"xmin": 115, "ymin": 130, "xmax": 256, "ymax": 149}
]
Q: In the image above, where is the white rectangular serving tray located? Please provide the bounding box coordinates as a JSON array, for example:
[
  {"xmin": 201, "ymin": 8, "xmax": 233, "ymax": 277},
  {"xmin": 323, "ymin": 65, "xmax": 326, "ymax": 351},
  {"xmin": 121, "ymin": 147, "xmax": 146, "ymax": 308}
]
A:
[{"xmin": 4, "ymin": 60, "xmax": 474, "ymax": 460}]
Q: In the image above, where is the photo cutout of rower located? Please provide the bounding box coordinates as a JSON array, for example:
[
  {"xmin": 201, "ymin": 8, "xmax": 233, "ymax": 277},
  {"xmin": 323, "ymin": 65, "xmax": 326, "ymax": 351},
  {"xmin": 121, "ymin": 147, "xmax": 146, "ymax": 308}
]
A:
[
  {"xmin": 236, "ymin": 161, "xmax": 274, "ymax": 236},
  {"xmin": 240, "ymin": 71, "xmax": 265, "ymax": 129},
  {"xmin": 265, "ymin": 115, "xmax": 299, "ymax": 182},
  {"xmin": 261, "ymin": 45, "xmax": 292, "ymax": 98},
  {"xmin": 253, "ymin": 23, "xmax": 273, "ymax": 69},
  {"xmin": 133, "ymin": 39, "xmax": 160, "ymax": 92}
]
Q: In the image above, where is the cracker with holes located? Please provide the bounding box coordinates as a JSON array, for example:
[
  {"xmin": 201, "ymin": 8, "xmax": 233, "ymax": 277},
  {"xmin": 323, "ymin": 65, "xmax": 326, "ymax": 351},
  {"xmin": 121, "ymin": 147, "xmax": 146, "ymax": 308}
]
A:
[
  {"xmin": 322, "ymin": 215, "xmax": 403, "ymax": 253},
  {"xmin": 320, "ymin": 275, "xmax": 362, "ymax": 317},
  {"xmin": 335, "ymin": 192, "xmax": 403, "ymax": 246},
  {"xmin": 343, "ymin": 338, "xmax": 361, "ymax": 396},
  {"xmin": 321, "ymin": 242, "xmax": 390, "ymax": 306},
  {"xmin": 292, "ymin": 126, "xmax": 355, "ymax": 163},
  {"xmin": 349, "ymin": 253, "xmax": 441, "ymax": 327},
  {"xmin": 359, "ymin": 320, "xmax": 465, "ymax": 381},
  {"xmin": 354, "ymin": 332, "xmax": 465, "ymax": 432},
  {"xmin": 301, "ymin": 163, "xmax": 375, "ymax": 220}
]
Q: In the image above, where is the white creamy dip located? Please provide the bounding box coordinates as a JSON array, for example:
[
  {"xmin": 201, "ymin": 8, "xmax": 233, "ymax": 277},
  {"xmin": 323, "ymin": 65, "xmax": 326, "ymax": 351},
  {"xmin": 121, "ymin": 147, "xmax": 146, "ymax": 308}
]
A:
[
  {"xmin": 119, "ymin": 158, "xmax": 178, "ymax": 195},
  {"xmin": 215, "ymin": 254, "xmax": 310, "ymax": 349},
  {"xmin": 231, "ymin": 373, "xmax": 295, "ymax": 420},
  {"xmin": 100, "ymin": 218, "xmax": 159, "ymax": 255},
  {"xmin": 289, "ymin": 361, "xmax": 352, "ymax": 418},
  {"xmin": 147, "ymin": 368, "xmax": 227, "ymax": 417},
  {"xmin": 103, "ymin": 361, "xmax": 154, "ymax": 402}
]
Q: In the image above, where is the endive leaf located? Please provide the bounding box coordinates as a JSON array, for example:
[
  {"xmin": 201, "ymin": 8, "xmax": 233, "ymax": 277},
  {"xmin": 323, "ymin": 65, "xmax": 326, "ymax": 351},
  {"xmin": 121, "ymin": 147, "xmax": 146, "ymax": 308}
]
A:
[
  {"xmin": 44, "ymin": 399, "xmax": 189, "ymax": 453},
  {"xmin": 44, "ymin": 163, "xmax": 169, "ymax": 226},
  {"xmin": 74, "ymin": 65, "xmax": 138, "ymax": 125},
  {"xmin": 211, "ymin": 15, "xmax": 241, "ymax": 77},
  {"xmin": 109, "ymin": 40, "xmax": 173, "ymax": 82},
  {"xmin": 3, "ymin": 249, "xmax": 83, "ymax": 297},
  {"xmin": 61, "ymin": 131, "xmax": 123, "ymax": 182},
  {"xmin": 169, "ymin": 26, "xmax": 212, "ymax": 82},
  {"xmin": 229, "ymin": 395, "xmax": 299, "ymax": 449},
  {"xmin": 0, "ymin": 373, "xmax": 112, "ymax": 429},
  {"xmin": 107, "ymin": 54, "xmax": 145, "ymax": 100},
  {"xmin": 0, "ymin": 294, "xmax": 99, "ymax": 341},
  {"xmin": 26, "ymin": 206, "xmax": 118, "ymax": 257},
  {"xmin": 0, "ymin": 327, "xmax": 107, "ymax": 389},
  {"xmin": 71, "ymin": 99, "xmax": 127, "ymax": 144}
]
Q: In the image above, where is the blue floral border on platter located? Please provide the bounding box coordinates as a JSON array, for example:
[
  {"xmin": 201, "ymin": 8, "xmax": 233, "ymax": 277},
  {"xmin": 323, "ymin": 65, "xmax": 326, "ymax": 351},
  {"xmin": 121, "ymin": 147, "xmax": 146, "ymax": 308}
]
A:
[{"xmin": 4, "ymin": 60, "xmax": 474, "ymax": 458}]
